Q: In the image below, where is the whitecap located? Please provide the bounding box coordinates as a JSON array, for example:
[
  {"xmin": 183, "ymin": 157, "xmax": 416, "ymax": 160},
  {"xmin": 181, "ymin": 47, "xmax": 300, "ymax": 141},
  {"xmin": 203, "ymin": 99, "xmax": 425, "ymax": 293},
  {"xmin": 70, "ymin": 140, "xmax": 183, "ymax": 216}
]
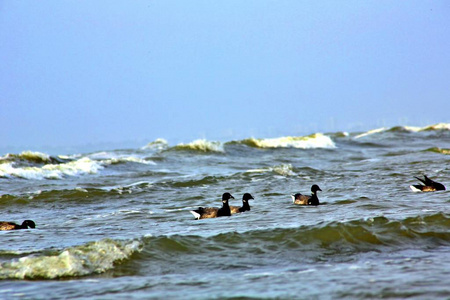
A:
[
  {"xmin": 421, "ymin": 123, "xmax": 450, "ymax": 131},
  {"xmin": 141, "ymin": 138, "xmax": 169, "ymax": 151},
  {"xmin": 0, "ymin": 157, "xmax": 103, "ymax": 180},
  {"xmin": 354, "ymin": 127, "xmax": 388, "ymax": 139},
  {"xmin": 0, "ymin": 238, "xmax": 142, "ymax": 279},
  {"xmin": 175, "ymin": 139, "xmax": 225, "ymax": 153},
  {"xmin": 246, "ymin": 164, "xmax": 296, "ymax": 176},
  {"xmin": 243, "ymin": 133, "xmax": 336, "ymax": 149}
]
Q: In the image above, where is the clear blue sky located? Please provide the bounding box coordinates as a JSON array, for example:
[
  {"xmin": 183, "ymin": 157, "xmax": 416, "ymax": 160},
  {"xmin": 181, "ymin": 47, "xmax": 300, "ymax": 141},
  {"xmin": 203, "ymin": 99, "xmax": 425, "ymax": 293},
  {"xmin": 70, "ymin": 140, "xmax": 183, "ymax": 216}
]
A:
[{"xmin": 1, "ymin": 1, "xmax": 449, "ymax": 150}]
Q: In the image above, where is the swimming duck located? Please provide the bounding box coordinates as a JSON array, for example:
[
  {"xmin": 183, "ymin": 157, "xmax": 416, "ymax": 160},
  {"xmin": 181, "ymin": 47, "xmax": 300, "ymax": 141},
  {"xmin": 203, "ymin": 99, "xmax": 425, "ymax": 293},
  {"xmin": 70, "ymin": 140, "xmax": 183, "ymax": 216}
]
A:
[
  {"xmin": 410, "ymin": 175, "xmax": 446, "ymax": 192},
  {"xmin": 0, "ymin": 220, "xmax": 36, "ymax": 231},
  {"xmin": 230, "ymin": 193, "xmax": 254, "ymax": 214},
  {"xmin": 190, "ymin": 193, "xmax": 234, "ymax": 219},
  {"xmin": 292, "ymin": 184, "xmax": 322, "ymax": 206}
]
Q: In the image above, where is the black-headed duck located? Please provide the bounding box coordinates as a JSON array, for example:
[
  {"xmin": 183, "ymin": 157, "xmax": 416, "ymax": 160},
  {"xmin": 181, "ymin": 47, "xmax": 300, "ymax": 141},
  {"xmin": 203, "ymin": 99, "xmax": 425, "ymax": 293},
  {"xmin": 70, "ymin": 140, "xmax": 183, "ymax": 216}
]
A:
[
  {"xmin": 0, "ymin": 220, "xmax": 36, "ymax": 231},
  {"xmin": 292, "ymin": 184, "xmax": 322, "ymax": 206},
  {"xmin": 230, "ymin": 193, "xmax": 254, "ymax": 214},
  {"xmin": 190, "ymin": 193, "xmax": 234, "ymax": 219}
]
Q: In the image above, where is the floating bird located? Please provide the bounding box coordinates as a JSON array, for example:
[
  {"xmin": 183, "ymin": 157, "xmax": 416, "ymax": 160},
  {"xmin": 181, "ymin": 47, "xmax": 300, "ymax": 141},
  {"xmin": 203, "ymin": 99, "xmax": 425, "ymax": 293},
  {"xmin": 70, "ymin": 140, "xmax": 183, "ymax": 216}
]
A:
[
  {"xmin": 190, "ymin": 193, "xmax": 234, "ymax": 219},
  {"xmin": 0, "ymin": 220, "xmax": 36, "ymax": 231},
  {"xmin": 292, "ymin": 184, "xmax": 322, "ymax": 206},
  {"xmin": 230, "ymin": 193, "xmax": 254, "ymax": 214},
  {"xmin": 410, "ymin": 175, "xmax": 446, "ymax": 192}
]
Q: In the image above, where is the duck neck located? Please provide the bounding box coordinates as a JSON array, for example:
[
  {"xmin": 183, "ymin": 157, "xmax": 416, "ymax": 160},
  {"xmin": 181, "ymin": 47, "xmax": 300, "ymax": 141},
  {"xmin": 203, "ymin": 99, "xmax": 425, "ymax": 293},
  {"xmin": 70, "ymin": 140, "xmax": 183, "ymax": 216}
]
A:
[
  {"xmin": 241, "ymin": 201, "xmax": 250, "ymax": 211},
  {"xmin": 219, "ymin": 201, "xmax": 231, "ymax": 216},
  {"xmin": 222, "ymin": 200, "xmax": 231, "ymax": 212}
]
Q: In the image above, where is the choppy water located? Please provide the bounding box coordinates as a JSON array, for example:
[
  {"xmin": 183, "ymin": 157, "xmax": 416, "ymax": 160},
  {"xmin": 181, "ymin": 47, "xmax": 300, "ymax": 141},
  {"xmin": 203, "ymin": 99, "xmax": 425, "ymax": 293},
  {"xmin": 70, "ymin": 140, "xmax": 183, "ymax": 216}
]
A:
[{"xmin": 1, "ymin": 124, "xmax": 450, "ymax": 299}]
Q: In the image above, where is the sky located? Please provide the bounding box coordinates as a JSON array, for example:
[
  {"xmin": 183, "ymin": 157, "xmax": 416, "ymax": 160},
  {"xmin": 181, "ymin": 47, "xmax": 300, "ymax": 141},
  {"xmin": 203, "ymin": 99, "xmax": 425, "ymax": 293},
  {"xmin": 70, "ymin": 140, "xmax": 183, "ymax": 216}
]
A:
[{"xmin": 1, "ymin": 1, "xmax": 450, "ymax": 152}]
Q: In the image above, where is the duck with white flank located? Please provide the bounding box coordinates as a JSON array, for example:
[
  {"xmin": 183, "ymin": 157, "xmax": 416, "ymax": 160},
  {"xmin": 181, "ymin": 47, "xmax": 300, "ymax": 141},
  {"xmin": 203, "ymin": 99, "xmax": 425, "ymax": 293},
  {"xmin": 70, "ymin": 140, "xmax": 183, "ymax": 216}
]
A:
[
  {"xmin": 292, "ymin": 184, "xmax": 322, "ymax": 206},
  {"xmin": 410, "ymin": 175, "xmax": 446, "ymax": 192},
  {"xmin": 230, "ymin": 193, "xmax": 254, "ymax": 214},
  {"xmin": 190, "ymin": 193, "xmax": 234, "ymax": 219}
]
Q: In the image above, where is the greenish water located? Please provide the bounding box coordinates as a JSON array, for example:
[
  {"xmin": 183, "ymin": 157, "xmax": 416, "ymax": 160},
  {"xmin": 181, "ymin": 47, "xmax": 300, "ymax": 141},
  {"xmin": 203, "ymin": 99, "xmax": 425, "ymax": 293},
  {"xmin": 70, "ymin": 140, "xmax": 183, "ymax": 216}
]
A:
[{"xmin": 1, "ymin": 124, "xmax": 450, "ymax": 299}]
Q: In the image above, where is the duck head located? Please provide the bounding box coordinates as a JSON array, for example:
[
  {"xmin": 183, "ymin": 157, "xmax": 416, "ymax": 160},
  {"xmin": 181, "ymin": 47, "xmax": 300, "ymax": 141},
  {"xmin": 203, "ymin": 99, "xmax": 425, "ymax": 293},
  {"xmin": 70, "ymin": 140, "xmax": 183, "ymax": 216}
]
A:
[{"xmin": 222, "ymin": 192, "xmax": 234, "ymax": 203}]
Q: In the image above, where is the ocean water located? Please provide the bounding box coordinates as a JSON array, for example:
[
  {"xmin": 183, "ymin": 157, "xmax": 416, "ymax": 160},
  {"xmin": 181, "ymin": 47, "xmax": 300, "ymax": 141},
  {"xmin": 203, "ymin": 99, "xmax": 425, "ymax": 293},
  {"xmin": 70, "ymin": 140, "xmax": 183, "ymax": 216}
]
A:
[{"xmin": 1, "ymin": 124, "xmax": 450, "ymax": 299}]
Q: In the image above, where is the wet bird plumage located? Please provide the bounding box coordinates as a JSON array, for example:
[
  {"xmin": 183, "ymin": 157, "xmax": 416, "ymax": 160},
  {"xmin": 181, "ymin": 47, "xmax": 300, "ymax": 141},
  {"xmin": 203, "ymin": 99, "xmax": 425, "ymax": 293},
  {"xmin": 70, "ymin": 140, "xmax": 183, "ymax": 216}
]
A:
[
  {"xmin": 230, "ymin": 193, "xmax": 254, "ymax": 214},
  {"xmin": 0, "ymin": 220, "xmax": 36, "ymax": 231},
  {"xmin": 410, "ymin": 175, "xmax": 446, "ymax": 192},
  {"xmin": 292, "ymin": 185, "xmax": 322, "ymax": 206},
  {"xmin": 190, "ymin": 193, "xmax": 234, "ymax": 219}
]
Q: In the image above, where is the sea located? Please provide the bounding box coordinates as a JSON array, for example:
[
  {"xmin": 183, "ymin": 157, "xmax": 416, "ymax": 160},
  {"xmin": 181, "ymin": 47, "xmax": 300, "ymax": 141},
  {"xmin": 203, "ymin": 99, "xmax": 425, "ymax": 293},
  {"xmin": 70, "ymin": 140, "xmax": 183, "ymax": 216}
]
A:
[{"xmin": 1, "ymin": 123, "xmax": 449, "ymax": 299}]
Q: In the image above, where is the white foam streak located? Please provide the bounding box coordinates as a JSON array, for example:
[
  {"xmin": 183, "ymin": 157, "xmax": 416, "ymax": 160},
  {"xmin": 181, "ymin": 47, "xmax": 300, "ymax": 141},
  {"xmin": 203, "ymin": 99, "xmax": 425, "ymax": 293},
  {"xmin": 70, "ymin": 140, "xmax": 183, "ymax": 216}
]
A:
[
  {"xmin": 88, "ymin": 152, "xmax": 155, "ymax": 165},
  {"xmin": 354, "ymin": 127, "xmax": 388, "ymax": 139},
  {"xmin": 247, "ymin": 164, "xmax": 296, "ymax": 176},
  {"xmin": 355, "ymin": 123, "xmax": 450, "ymax": 139},
  {"xmin": 250, "ymin": 133, "xmax": 335, "ymax": 149}
]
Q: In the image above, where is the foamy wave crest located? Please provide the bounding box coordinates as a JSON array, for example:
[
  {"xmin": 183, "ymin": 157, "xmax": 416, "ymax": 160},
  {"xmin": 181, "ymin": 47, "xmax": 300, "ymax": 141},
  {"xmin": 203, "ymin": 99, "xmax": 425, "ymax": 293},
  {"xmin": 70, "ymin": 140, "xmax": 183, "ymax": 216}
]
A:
[
  {"xmin": 0, "ymin": 151, "xmax": 69, "ymax": 164},
  {"xmin": 247, "ymin": 164, "xmax": 296, "ymax": 176},
  {"xmin": 173, "ymin": 139, "xmax": 224, "ymax": 153},
  {"xmin": 354, "ymin": 127, "xmax": 388, "ymax": 139},
  {"xmin": 355, "ymin": 123, "xmax": 450, "ymax": 138},
  {"xmin": 426, "ymin": 147, "xmax": 450, "ymax": 155},
  {"xmin": 0, "ymin": 157, "xmax": 103, "ymax": 180},
  {"xmin": 238, "ymin": 133, "xmax": 335, "ymax": 149},
  {"xmin": 0, "ymin": 238, "xmax": 141, "ymax": 279},
  {"xmin": 88, "ymin": 152, "xmax": 155, "ymax": 165},
  {"xmin": 142, "ymin": 138, "xmax": 170, "ymax": 151},
  {"xmin": 421, "ymin": 123, "xmax": 450, "ymax": 131}
]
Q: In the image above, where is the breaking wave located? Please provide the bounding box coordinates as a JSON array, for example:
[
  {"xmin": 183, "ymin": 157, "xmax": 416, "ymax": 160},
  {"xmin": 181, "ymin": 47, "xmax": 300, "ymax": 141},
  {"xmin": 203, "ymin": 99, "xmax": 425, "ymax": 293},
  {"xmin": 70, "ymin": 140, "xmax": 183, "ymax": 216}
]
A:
[
  {"xmin": 141, "ymin": 138, "xmax": 170, "ymax": 151},
  {"xmin": 246, "ymin": 163, "xmax": 296, "ymax": 176},
  {"xmin": 426, "ymin": 147, "xmax": 450, "ymax": 155},
  {"xmin": 0, "ymin": 151, "xmax": 70, "ymax": 165},
  {"xmin": 172, "ymin": 139, "xmax": 225, "ymax": 153},
  {"xmin": 355, "ymin": 123, "xmax": 450, "ymax": 139},
  {"xmin": 234, "ymin": 133, "xmax": 336, "ymax": 149},
  {"xmin": 0, "ymin": 157, "xmax": 103, "ymax": 180},
  {"xmin": 0, "ymin": 238, "xmax": 141, "ymax": 280}
]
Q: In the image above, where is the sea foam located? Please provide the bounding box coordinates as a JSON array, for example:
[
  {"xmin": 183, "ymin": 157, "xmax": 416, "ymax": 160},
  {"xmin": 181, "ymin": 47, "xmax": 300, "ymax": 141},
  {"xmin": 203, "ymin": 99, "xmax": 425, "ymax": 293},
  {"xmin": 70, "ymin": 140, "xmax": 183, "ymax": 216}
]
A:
[
  {"xmin": 174, "ymin": 139, "xmax": 225, "ymax": 153},
  {"xmin": 0, "ymin": 157, "xmax": 103, "ymax": 180},
  {"xmin": 239, "ymin": 133, "xmax": 336, "ymax": 149},
  {"xmin": 0, "ymin": 238, "xmax": 141, "ymax": 279},
  {"xmin": 355, "ymin": 123, "xmax": 450, "ymax": 139}
]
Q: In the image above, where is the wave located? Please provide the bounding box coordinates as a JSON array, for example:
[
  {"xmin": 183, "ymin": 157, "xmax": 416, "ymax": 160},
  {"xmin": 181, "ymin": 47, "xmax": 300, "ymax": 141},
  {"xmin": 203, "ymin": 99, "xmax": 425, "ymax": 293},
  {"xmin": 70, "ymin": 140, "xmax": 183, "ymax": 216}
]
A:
[
  {"xmin": 425, "ymin": 147, "xmax": 450, "ymax": 155},
  {"xmin": 1, "ymin": 213, "xmax": 449, "ymax": 279},
  {"xmin": 246, "ymin": 163, "xmax": 296, "ymax": 176},
  {"xmin": 143, "ymin": 213, "xmax": 450, "ymax": 257},
  {"xmin": 171, "ymin": 139, "xmax": 225, "ymax": 153},
  {"xmin": 141, "ymin": 138, "xmax": 170, "ymax": 151},
  {"xmin": 0, "ymin": 151, "xmax": 72, "ymax": 165},
  {"xmin": 0, "ymin": 238, "xmax": 142, "ymax": 279},
  {"xmin": 233, "ymin": 133, "xmax": 336, "ymax": 149},
  {"xmin": 355, "ymin": 123, "xmax": 450, "ymax": 139},
  {"xmin": 87, "ymin": 151, "xmax": 156, "ymax": 165},
  {"xmin": 0, "ymin": 157, "xmax": 103, "ymax": 180},
  {"xmin": 0, "ymin": 148, "xmax": 159, "ymax": 179}
]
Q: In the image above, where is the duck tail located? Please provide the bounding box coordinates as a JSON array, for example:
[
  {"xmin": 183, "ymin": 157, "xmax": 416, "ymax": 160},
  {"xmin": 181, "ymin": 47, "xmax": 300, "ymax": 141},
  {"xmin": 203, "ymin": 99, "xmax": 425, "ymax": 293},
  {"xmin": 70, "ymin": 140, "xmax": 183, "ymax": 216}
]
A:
[
  {"xmin": 409, "ymin": 185, "xmax": 423, "ymax": 192},
  {"xmin": 189, "ymin": 210, "xmax": 201, "ymax": 219}
]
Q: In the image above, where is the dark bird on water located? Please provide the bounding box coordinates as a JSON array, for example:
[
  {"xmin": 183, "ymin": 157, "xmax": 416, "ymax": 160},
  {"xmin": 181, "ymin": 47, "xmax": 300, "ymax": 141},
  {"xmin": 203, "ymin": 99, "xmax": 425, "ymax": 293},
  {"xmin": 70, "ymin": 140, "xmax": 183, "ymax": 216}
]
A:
[
  {"xmin": 292, "ymin": 184, "xmax": 322, "ymax": 206},
  {"xmin": 410, "ymin": 175, "xmax": 446, "ymax": 192},
  {"xmin": 190, "ymin": 193, "xmax": 234, "ymax": 219},
  {"xmin": 230, "ymin": 193, "xmax": 254, "ymax": 214},
  {"xmin": 0, "ymin": 220, "xmax": 36, "ymax": 231}
]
